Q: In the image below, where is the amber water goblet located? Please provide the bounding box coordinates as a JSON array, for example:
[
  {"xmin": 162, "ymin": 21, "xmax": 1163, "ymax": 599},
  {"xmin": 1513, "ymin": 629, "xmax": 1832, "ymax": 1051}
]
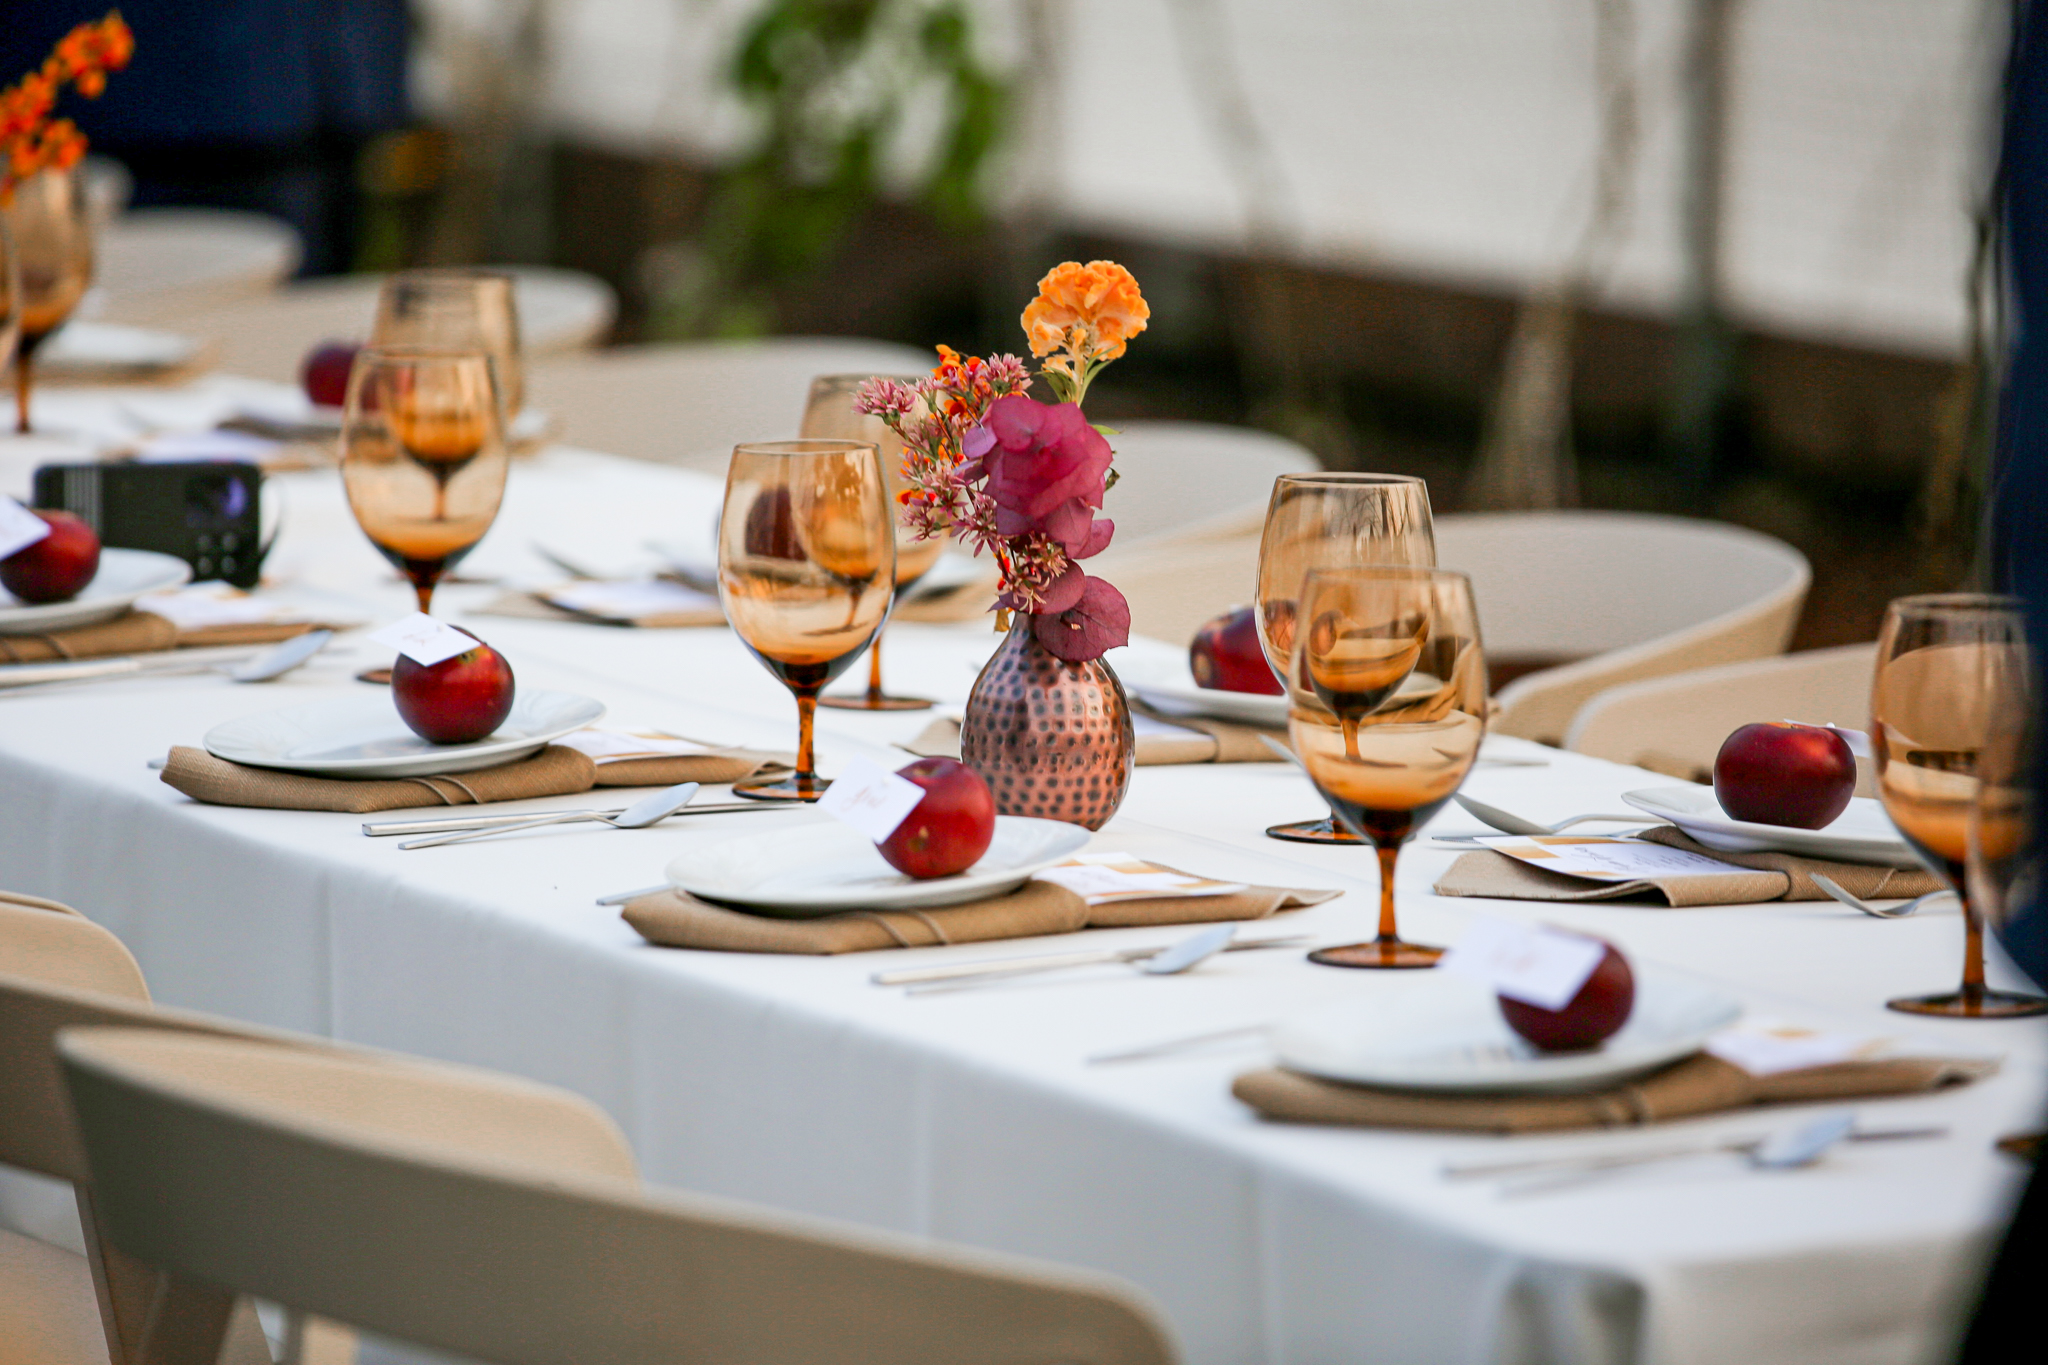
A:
[
  {"xmin": 2, "ymin": 167, "xmax": 93, "ymax": 434},
  {"xmin": 341, "ymin": 347, "xmax": 509, "ymax": 614},
  {"xmin": 0, "ymin": 222, "xmax": 20, "ymax": 378},
  {"xmin": 719, "ymin": 440, "xmax": 896, "ymax": 800},
  {"xmin": 1876, "ymin": 594, "xmax": 2047, "ymax": 1017},
  {"xmin": 1291, "ymin": 567, "xmax": 1486, "ymax": 967},
  {"xmin": 800, "ymin": 373, "xmax": 943, "ymax": 711},
  {"xmin": 1257, "ymin": 472, "xmax": 1437, "ymax": 843},
  {"xmin": 374, "ymin": 269, "xmax": 525, "ymax": 417}
]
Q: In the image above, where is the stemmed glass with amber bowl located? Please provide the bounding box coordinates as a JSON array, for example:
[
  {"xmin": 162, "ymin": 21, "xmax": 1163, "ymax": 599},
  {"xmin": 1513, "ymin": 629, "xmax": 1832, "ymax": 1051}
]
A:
[
  {"xmin": 800, "ymin": 373, "xmax": 942, "ymax": 711},
  {"xmin": 341, "ymin": 345, "xmax": 509, "ymax": 644},
  {"xmin": 2, "ymin": 167, "xmax": 92, "ymax": 434},
  {"xmin": 1874, "ymin": 593, "xmax": 2046, "ymax": 1017},
  {"xmin": 719, "ymin": 440, "xmax": 895, "ymax": 800},
  {"xmin": 1256, "ymin": 473, "xmax": 1437, "ymax": 843},
  {"xmin": 1290, "ymin": 566, "xmax": 1487, "ymax": 967},
  {"xmin": 373, "ymin": 269, "xmax": 525, "ymax": 420}
]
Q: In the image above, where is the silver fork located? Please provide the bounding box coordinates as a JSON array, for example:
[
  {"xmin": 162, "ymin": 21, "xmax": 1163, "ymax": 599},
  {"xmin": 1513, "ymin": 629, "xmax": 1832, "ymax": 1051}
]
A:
[{"xmin": 1810, "ymin": 874, "xmax": 1955, "ymax": 920}]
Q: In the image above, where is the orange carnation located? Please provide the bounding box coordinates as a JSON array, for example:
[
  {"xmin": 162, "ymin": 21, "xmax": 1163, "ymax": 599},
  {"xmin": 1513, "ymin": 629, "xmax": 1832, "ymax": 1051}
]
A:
[{"xmin": 1022, "ymin": 260, "xmax": 1150, "ymax": 364}]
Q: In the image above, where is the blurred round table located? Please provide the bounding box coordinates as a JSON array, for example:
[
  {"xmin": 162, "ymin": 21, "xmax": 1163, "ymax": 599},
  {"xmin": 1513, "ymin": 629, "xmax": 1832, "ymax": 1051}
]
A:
[{"xmin": 94, "ymin": 209, "xmax": 302, "ymax": 318}]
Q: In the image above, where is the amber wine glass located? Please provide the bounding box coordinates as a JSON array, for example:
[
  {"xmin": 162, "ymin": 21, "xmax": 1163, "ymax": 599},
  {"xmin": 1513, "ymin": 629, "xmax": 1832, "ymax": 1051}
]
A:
[
  {"xmin": 373, "ymin": 269, "xmax": 524, "ymax": 417},
  {"xmin": 801, "ymin": 373, "xmax": 942, "ymax": 711},
  {"xmin": 1875, "ymin": 594, "xmax": 2046, "ymax": 1017},
  {"xmin": 341, "ymin": 347, "xmax": 509, "ymax": 614},
  {"xmin": 719, "ymin": 440, "xmax": 896, "ymax": 800},
  {"xmin": 2, "ymin": 167, "xmax": 93, "ymax": 434},
  {"xmin": 1257, "ymin": 473, "xmax": 1437, "ymax": 843},
  {"xmin": 1291, "ymin": 567, "xmax": 1486, "ymax": 967}
]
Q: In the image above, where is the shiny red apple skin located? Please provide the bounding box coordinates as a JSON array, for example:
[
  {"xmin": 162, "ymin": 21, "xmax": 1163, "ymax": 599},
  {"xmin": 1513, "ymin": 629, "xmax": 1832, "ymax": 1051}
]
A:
[
  {"xmin": 390, "ymin": 628, "xmax": 516, "ymax": 745},
  {"xmin": 877, "ymin": 757, "xmax": 997, "ymax": 879},
  {"xmin": 1499, "ymin": 939, "xmax": 1636, "ymax": 1052},
  {"xmin": 1, "ymin": 509, "xmax": 100, "ymax": 604},
  {"xmin": 1714, "ymin": 721, "xmax": 1856, "ymax": 830},
  {"xmin": 301, "ymin": 341, "xmax": 361, "ymax": 408},
  {"xmin": 1190, "ymin": 605, "xmax": 1284, "ymax": 695}
]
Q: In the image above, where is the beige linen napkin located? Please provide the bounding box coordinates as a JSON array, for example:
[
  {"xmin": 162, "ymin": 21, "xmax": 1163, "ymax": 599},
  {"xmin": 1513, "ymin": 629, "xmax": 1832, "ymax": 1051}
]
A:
[
  {"xmin": 904, "ymin": 714, "xmax": 1283, "ymax": 767},
  {"xmin": 0, "ymin": 610, "xmax": 332, "ymax": 664},
  {"xmin": 623, "ymin": 870, "xmax": 1340, "ymax": 954},
  {"xmin": 161, "ymin": 744, "xmax": 598, "ymax": 813},
  {"xmin": 588, "ymin": 747, "xmax": 790, "ymax": 787},
  {"xmin": 1232, "ymin": 1051, "xmax": 1998, "ymax": 1134},
  {"xmin": 1432, "ymin": 827, "xmax": 1943, "ymax": 906}
]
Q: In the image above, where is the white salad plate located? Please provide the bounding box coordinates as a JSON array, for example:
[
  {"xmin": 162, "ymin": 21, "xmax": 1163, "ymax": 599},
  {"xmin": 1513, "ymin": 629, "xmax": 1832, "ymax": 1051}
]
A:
[
  {"xmin": 0, "ymin": 548, "xmax": 192, "ymax": 634},
  {"xmin": 204, "ymin": 691, "xmax": 605, "ymax": 778},
  {"xmin": 665, "ymin": 815, "xmax": 1091, "ymax": 917},
  {"xmin": 1621, "ymin": 786, "xmax": 1919, "ymax": 867},
  {"xmin": 1272, "ymin": 965, "xmax": 1743, "ymax": 1093},
  {"xmin": 1108, "ymin": 638, "xmax": 1288, "ymax": 727}
]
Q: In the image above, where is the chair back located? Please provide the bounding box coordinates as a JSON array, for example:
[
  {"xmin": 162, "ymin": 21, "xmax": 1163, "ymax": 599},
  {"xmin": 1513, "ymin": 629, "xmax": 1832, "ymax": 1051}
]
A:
[
  {"xmin": 1564, "ymin": 643, "xmax": 1877, "ymax": 788},
  {"xmin": 1104, "ymin": 423, "xmax": 1317, "ymax": 547},
  {"xmin": 61, "ymin": 1028, "xmax": 1179, "ymax": 1365}
]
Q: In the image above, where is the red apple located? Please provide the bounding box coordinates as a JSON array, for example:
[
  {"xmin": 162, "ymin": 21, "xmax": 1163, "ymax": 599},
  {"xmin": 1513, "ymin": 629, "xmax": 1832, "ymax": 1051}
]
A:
[
  {"xmin": 1499, "ymin": 937, "xmax": 1636, "ymax": 1052},
  {"xmin": 1714, "ymin": 721, "xmax": 1856, "ymax": 829},
  {"xmin": 1, "ymin": 509, "xmax": 100, "ymax": 604},
  {"xmin": 391, "ymin": 628, "xmax": 515, "ymax": 744},
  {"xmin": 302, "ymin": 341, "xmax": 361, "ymax": 408},
  {"xmin": 1190, "ymin": 605, "xmax": 1283, "ymax": 695},
  {"xmin": 877, "ymin": 757, "xmax": 997, "ymax": 879}
]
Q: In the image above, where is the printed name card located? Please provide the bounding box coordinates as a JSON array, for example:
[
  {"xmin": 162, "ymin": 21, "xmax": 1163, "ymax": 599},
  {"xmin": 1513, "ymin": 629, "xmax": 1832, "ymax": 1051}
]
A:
[
  {"xmin": 367, "ymin": 613, "xmax": 480, "ymax": 668},
  {"xmin": 1705, "ymin": 1020, "xmax": 1882, "ymax": 1076},
  {"xmin": 818, "ymin": 755, "xmax": 927, "ymax": 842},
  {"xmin": 1474, "ymin": 835, "xmax": 1751, "ymax": 883},
  {"xmin": 0, "ymin": 499, "xmax": 53, "ymax": 561},
  {"xmin": 1439, "ymin": 914, "xmax": 1606, "ymax": 1010},
  {"xmin": 1036, "ymin": 853, "xmax": 1246, "ymax": 904}
]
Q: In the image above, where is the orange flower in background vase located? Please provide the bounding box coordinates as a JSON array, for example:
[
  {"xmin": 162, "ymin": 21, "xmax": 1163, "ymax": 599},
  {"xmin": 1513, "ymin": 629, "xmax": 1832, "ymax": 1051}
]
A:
[
  {"xmin": 0, "ymin": 11, "xmax": 132, "ymax": 202},
  {"xmin": 1022, "ymin": 260, "xmax": 1150, "ymax": 405}
]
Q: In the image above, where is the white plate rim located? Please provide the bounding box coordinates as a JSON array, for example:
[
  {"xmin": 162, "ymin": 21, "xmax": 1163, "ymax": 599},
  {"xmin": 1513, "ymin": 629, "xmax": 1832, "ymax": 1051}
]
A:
[
  {"xmin": 0, "ymin": 548, "xmax": 192, "ymax": 634},
  {"xmin": 1621, "ymin": 786, "xmax": 1919, "ymax": 867},
  {"xmin": 664, "ymin": 815, "xmax": 1092, "ymax": 917},
  {"xmin": 1110, "ymin": 643, "xmax": 1288, "ymax": 726},
  {"xmin": 203, "ymin": 690, "xmax": 606, "ymax": 778}
]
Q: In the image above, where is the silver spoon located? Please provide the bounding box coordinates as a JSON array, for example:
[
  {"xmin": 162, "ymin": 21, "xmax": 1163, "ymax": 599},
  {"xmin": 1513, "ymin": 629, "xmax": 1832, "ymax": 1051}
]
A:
[
  {"xmin": 399, "ymin": 782, "xmax": 701, "ymax": 849},
  {"xmin": 1810, "ymin": 873, "xmax": 1955, "ymax": 920},
  {"xmin": 1449, "ymin": 794, "xmax": 1656, "ymax": 838}
]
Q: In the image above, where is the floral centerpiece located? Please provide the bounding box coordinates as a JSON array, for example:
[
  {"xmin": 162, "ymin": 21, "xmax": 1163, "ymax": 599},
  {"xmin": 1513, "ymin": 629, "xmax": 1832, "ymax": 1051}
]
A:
[
  {"xmin": 856, "ymin": 262, "xmax": 1151, "ymax": 829},
  {"xmin": 1, "ymin": 12, "xmax": 133, "ymax": 202}
]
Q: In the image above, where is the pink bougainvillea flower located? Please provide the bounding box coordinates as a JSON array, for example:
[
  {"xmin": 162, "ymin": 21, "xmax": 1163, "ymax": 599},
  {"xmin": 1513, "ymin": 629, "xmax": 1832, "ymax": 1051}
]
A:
[
  {"xmin": 967, "ymin": 395, "xmax": 1115, "ymax": 557},
  {"xmin": 1032, "ymin": 574, "xmax": 1131, "ymax": 662}
]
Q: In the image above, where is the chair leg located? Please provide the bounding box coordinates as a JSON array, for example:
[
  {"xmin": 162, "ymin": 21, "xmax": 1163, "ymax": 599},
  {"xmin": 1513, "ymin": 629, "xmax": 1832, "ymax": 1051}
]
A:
[
  {"xmin": 77, "ymin": 1185, "xmax": 155, "ymax": 1365},
  {"xmin": 136, "ymin": 1271, "xmax": 235, "ymax": 1365}
]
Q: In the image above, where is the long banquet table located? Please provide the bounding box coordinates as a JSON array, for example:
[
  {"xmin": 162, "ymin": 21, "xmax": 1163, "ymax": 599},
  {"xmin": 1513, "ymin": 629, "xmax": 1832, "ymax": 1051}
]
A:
[{"xmin": 1, "ymin": 423, "xmax": 2044, "ymax": 1365}]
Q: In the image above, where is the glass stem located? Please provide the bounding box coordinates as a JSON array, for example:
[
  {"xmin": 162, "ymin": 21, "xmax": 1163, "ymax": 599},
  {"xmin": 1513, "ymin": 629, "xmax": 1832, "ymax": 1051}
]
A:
[
  {"xmin": 413, "ymin": 577, "xmax": 438, "ymax": 615},
  {"xmin": 1374, "ymin": 841, "xmax": 1402, "ymax": 942},
  {"xmin": 14, "ymin": 350, "xmax": 29, "ymax": 435},
  {"xmin": 1959, "ymin": 889, "xmax": 1988, "ymax": 1005},
  {"xmin": 865, "ymin": 630, "xmax": 886, "ymax": 703},
  {"xmin": 793, "ymin": 691, "xmax": 819, "ymax": 783}
]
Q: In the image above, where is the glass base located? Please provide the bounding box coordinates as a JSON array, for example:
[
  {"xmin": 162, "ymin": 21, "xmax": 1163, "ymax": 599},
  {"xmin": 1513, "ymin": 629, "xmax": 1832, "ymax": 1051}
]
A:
[
  {"xmin": 734, "ymin": 773, "xmax": 831, "ymax": 802},
  {"xmin": 818, "ymin": 693, "xmax": 935, "ymax": 711},
  {"xmin": 1266, "ymin": 817, "xmax": 1366, "ymax": 845},
  {"xmin": 355, "ymin": 667, "xmax": 393, "ymax": 685},
  {"xmin": 1886, "ymin": 989, "xmax": 2048, "ymax": 1018},
  {"xmin": 1310, "ymin": 938, "xmax": 1444, "ymax": 969}
]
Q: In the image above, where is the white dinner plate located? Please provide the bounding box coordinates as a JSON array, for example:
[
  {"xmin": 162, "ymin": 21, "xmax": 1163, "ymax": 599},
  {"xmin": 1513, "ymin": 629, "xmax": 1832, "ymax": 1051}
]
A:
[
  {"xmin": 665, "ymin": 815, "xmax": 1092, "ymax": 917},
  {"xmin": 1108, "ymin": 639, "xmax": 1288, "ymax": 727},
  {"xmin": 0, "ymin": 548, "xmax": 192, "ymax": 634},
  {"xmin": 1621, "ymin": 786, "xmax": 1920, "ymax": 868},
  {"xmin": 204, "ymin": 690, "xmax": 605, "ymax": 778},
  {"xmin": 1272, "ymin": 965, "xmax": 1742, "ymax": 1093},
  {"xmin": 904, "ymin": 550, "xmax": 992, "ymax": 602}
]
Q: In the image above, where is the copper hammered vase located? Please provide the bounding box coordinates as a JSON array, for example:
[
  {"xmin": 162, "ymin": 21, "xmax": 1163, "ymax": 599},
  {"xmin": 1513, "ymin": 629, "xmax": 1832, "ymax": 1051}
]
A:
[{"xmin": 959, "ymin": 619, "xmax": 1135, "ymax": 830}]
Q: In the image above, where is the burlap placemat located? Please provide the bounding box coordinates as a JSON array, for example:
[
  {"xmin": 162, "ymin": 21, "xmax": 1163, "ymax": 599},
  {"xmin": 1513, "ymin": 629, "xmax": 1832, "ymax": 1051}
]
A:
[
  {"xmin": 1232, "ymin": 1051, "xmax": 1998, "ymax": 1134},
  {"xmin": 0, "ymin": 610, "xmax": 334, "ymax": 664},
  {"xmin": 903, "ymin": 714, "xmax": 1281, "ymax": 767},
  {"xmin": 161, "ymin": 744, "xmax": 598, "ymax": 813},
  {"xmin": 1431, "ymin": 826, "xmax": 1943, "ymax": 907},
  {"xmin": 624, "ymin": 873, "xmax": 1340, "ymax": 954}
]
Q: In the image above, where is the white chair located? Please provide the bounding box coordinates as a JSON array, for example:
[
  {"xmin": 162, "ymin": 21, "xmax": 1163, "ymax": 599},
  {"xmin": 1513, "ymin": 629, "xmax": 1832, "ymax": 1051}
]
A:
[
  {"xmin": 525, "ymin": 337, "xmax": 934, "ymax": 470},
  {"xmin": 59, "ymin": 1027, "xmax": 1178, "ymax": 1365},
  {"xmin": 1565, "ymin": 644, "xmax": 1876, "ymax": 788},
  {"xmin": 1434, "ymin": 512, "xmax": 1811, "ymax": 744},
  {"xmin": 1101, "ymin": 422, "xmax": 1317, "ymax": 547}
]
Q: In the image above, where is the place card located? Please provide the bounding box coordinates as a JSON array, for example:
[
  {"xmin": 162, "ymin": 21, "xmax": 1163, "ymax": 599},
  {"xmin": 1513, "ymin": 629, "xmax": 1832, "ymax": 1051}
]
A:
[
  {"xmin": 0, "ymin": 499, "xmax": 52, "ymax": 561},
  {"xmin": 541, "ymin": 579, "xmax": 720, "ymax": 623},
  {"xmin": 819, "ymin": 755, "xmax": 927, "ymax": 842},
  {"xmin": 135, "ymin": 584, "xmax": 303, "ymax": 630},
  {"xmin": 1036, "ymin": 852, "xmax": 1246, "ymax": 904},
  {"xmin": 1473, "ymin": 834, "xmax": 1753, "ymax": 883},
  {"xmin": 1439, "ymin": 914, "xmax": 1606, "ymax": 1010},
  {"xmin": 1705, "ymin": 1019, "xmax": 1884, "ymax": 1076},
  {"xmin": 367, "ymin": 613, "xmax": 479, "ymax": 668},
  {"xmin": 557, "ymin": 729, "xmax": 715, "ymax": 764}
]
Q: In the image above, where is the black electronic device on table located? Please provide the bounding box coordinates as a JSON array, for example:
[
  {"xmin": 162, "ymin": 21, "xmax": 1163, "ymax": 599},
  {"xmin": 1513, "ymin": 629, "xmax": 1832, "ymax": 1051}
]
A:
[{"xmin": 29, "ymin": 461, "xmax": 266, "ymax": 588}]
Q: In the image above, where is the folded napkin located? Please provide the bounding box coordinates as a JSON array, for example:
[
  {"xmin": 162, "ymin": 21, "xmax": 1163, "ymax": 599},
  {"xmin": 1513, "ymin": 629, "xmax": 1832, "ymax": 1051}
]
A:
[
  {"xmin": 553, "ymin": 729, "xmax": 794, "ymax": 788},
  {"xmin": 904, "ymin": 713, "xmax": 1282, "ymax": 767},
  {"xmin": 1232, "ymin": 1050, "xmax": 1997, "ymax": 1135},
  {"xmin": 1432, "ymin": 826, "xmax": 1943, "ymax": 907},
  {"xmin": 0, "ymin": 609, "xmax": 332, "ymax": 665},
  {"xmin": 623, "ymin": 865, "xmax": 1340, "ymax": 955}
]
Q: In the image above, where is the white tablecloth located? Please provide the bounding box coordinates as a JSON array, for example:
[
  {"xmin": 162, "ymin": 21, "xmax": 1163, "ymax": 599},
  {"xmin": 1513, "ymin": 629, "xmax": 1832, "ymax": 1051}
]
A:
[{"xmin": 1, "ymin": 436, "xmax": 2042, "ymax": 1365}]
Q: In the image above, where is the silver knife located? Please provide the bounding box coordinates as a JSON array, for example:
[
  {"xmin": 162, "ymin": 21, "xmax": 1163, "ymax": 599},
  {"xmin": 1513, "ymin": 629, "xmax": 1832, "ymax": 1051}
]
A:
[
  {"xmin": 871, "ymin": 934, "xmax": 1311, "ymax": 986},
  {"xmin": 362, "ymin": 800, "xmax": 789, "ymax": 837}
]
